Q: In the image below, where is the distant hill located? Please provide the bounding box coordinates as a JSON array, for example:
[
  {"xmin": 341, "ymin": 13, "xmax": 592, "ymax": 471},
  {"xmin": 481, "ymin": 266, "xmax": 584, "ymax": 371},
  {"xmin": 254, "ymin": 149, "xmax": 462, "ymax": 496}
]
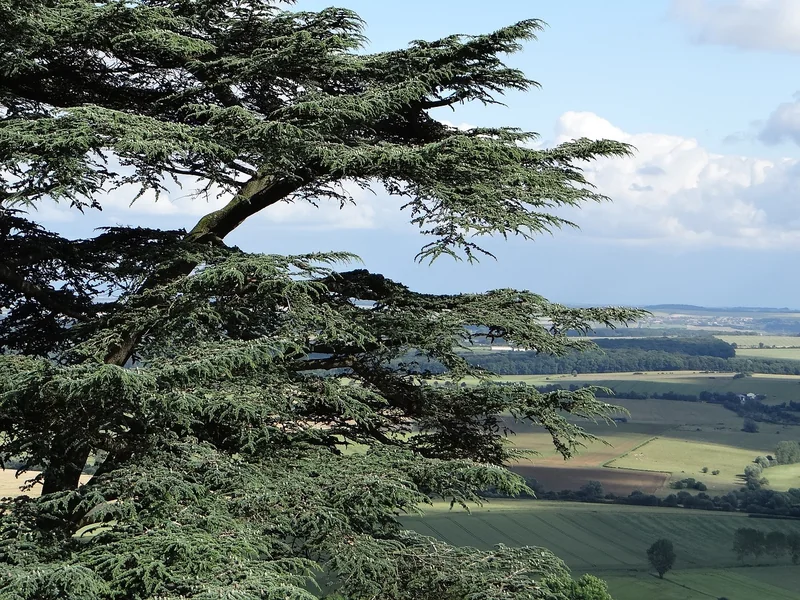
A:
[{"xmin": 644, "ymin": 304, "xmax": 798, "ymax": 313}]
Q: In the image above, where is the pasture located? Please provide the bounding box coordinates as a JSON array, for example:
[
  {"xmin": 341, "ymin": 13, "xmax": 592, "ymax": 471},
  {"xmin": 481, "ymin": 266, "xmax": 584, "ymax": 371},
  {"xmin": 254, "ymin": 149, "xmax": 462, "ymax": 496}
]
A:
[
  {"xmin": 606, "ymin": 437, "xmax": 770, "ymax": 493},
  {"xmin": 405, "ymin": 500, "xmax": 800, "ymax": 599},
  {"xmin": 761, "ymin": 463, "xmax": 800, "ymax": 491}
]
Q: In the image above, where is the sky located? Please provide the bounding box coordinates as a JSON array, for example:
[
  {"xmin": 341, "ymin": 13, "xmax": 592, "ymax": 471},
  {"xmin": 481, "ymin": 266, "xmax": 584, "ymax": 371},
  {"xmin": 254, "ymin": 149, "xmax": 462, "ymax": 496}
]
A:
[{"xmin": 32, "ymin": 0, "xmax": 800, "ymax": 308}]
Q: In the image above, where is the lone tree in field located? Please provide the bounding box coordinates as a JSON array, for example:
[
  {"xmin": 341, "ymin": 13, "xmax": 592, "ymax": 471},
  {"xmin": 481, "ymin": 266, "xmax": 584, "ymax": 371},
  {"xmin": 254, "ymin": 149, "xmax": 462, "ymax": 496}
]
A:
[
  {"xmin": 0, "ymin": 2, "xmax": 640, "ymax": 598},
  {"xmin": 647, "ymin": 539, "xmax": 676, "ymax": 579}
]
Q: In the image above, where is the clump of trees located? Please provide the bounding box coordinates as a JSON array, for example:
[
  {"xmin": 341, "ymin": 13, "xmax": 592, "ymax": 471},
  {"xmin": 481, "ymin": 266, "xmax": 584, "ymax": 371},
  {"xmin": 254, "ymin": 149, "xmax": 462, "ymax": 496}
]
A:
[
  {"xmin": 775, "ymin": 441, "xmax": 800, "ymax": 465},
  {"xmin": 647, "ymin": 539, "xmax": 676, "ymax": 578},
  {"xmin": 672, "ymin": 478, "xmax": 707, "ymax": 491},
  {"xmin": 733, "ymin": 528, "xmax": 800, "ymax": 564},
  {"xmin": 743, "ymin": 418, "xmax": 760, "ymax": 433}
]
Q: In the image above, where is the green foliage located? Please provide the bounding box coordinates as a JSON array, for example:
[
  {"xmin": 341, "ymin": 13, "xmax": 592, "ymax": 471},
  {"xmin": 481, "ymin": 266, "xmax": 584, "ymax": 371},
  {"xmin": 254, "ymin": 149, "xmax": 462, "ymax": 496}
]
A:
[
  {"xmin": 733, "ymin": 528, "xmax": 766, "ymax": 561},
  {"xmin": 0, "ymin": 2, "xmax": 640, "ymax": 598},
  {"xmin": 775, "ymin": 441, "xmax": 800, "ymax": 465},
  {"xmin": 743, "ymin": 418, "xmax": 760, "ymax": 433},
  {"xmin": 733, "ymin": 527, "xmax": 800, "ymax": 564},
  {"xmin": 646, "ymin": 539, "xmax": 676, "ymax": 578}
]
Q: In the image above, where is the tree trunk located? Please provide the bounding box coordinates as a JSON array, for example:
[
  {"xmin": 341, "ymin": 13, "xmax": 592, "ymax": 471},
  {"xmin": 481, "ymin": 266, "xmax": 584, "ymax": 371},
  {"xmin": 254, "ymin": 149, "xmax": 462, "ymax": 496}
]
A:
[
  {"xmin": 41, "ymin": 174, "xmax": 309, "ymax": 493},
  {"xmin": 41, "ymin": 446, "xmax": 90, "ymax": 495}
]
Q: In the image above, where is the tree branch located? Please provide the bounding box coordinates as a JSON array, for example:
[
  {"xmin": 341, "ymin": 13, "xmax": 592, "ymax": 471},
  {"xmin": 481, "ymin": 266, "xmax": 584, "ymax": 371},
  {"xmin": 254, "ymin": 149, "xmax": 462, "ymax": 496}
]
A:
[{"xmin": 0, "ymin": 261, "xmax": 90, "ymax": 321}]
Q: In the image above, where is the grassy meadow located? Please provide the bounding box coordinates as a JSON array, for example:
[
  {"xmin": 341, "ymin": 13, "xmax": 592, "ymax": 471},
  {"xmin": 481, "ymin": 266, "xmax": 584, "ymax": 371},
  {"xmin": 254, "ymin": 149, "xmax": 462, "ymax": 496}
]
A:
[
  {"xmin": 404, "ymin": 500, "xmax": 800, "ymax": 600},
  {"xmin": 606, "ymin": 438, "xmax": 767, "ymax": 494}
]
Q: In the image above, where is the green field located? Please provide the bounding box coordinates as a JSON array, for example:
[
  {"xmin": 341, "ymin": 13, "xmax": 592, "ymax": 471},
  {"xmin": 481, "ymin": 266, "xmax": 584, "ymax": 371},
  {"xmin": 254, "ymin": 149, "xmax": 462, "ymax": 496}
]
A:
[
  {"xmin": 762, "ymin": 463, "xmax": 800, "ymax": 491},
  {"xmin": 736, "ymin": 347, "xmax": 800, "ymax": 361},
  {"xmin": 405, "ymin": 500, "xmax": 800, "ymax": 599},
  {"xmin": 601, "ymin": 568, "xmax": 800, "ymax": 600},
  {"xmin": 716, "ymin": 335, "xmax": 800, "ymax": 348}
]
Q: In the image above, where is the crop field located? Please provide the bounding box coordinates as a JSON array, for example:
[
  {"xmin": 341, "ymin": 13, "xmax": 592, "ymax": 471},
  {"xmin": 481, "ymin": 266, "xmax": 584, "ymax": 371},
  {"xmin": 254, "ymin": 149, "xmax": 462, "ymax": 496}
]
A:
[
  {"xmin": 513, "ymin": 465, "xmax": 669, "ymax": 495},
  {"xmin": 404, "ymin": 500, "xmax": 800, "ymax": 570},
  {"xmin": 0, "ymin": 470, "xmax": 91, "ymax": 497},
  {"xmin": 601, "ymin": 568, "xmax": 800, "ymax": 600},
  {"xmin": 405, "ymin": 501, "xmax": 800, "ymax": 600},
  {"xmin": 500, "ymin": 389, "xmax": 800, "ymax": 494}
]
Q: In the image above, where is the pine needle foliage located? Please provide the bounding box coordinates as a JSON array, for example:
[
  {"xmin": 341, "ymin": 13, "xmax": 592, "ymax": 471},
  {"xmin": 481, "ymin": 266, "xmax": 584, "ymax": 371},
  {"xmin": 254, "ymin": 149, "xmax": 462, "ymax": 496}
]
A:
[{"xmin": 0, "ymin": 2, "xmax": 643, "ymax": 598}]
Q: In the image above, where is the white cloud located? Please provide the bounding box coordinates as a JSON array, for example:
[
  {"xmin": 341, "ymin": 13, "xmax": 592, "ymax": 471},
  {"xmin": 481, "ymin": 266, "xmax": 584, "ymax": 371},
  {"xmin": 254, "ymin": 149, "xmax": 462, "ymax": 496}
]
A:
[
  {"xmin": 758, "ymin": 92, "xmax": 800, "ymax": 145},
  {"xmin": 551, "ymin": 111, "xmax": 800, "ymax": 248},
  {"xmin": 671, "ymin": 0, "xmax": 800, "ymax": 53},
  {"xmin": 29, "ymin": 113, "xmax": 800, "ymax": 251}
]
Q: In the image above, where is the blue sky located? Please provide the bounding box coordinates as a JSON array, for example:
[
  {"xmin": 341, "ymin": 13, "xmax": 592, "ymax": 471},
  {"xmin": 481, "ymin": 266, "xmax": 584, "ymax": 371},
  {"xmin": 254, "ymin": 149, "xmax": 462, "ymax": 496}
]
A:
[{"xmin": 36, "ymin": 0, "xmax": 800, "ymax": 308}]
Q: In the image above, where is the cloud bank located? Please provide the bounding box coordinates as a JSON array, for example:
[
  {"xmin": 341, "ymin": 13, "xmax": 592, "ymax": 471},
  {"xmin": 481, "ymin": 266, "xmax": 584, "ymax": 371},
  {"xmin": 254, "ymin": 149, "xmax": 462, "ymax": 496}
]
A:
[
  {"xmin": 551, "ymin": 111, "xmax": 800, "ymax": 248},
  {"xmin": 671, "ymin": 0, "xmax": 800, "ymax": 53}
]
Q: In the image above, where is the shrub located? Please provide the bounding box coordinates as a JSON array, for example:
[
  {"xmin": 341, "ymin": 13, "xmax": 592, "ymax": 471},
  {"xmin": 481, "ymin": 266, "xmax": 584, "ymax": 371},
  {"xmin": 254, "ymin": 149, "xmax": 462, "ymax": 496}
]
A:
[{"xmin": 712, "ymin": 470, "xmax": 721, "ymax": 475}]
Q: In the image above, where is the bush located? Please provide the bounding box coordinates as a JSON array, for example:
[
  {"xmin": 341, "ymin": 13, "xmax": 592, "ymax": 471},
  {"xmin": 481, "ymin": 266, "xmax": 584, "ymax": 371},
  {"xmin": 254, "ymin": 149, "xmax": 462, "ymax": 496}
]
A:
[
  {"xmin": 712, "ymin": 470, "xmax": 721, "ymax": 475},
  {"xmin": 701, "ymin": 467, "xmax": 709, "ymax": 473},
  {"xmin": 744, "ymin": 464, "xmax": 762, "ymax": 479},
  {"xmin": 743, "ymin": 418, "xmax": 760, "ymax": 433}
]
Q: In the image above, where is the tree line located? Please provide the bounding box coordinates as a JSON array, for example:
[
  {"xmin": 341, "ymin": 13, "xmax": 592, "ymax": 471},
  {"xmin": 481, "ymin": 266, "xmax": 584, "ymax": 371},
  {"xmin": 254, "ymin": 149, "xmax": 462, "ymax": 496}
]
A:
[
  {"xmin": 733, "ymin": 528, "xmax": 800, "ymax": 564},
  {"xmin": 465, "ymin": 348, "xmax": 800, "ymax": 375},
  {"xmin": 482, "ymin": 477, "xmax": 800, "ymax": 518}
]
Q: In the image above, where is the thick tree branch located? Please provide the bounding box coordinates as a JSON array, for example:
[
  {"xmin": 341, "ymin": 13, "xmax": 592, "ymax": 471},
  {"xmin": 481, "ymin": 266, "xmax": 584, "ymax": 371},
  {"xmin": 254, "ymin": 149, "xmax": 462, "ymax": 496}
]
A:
[
  {"xmin": 419, "ymin": 93, "xmax": 467, "ymax": 110},
  {"xmin": 0, "ymin": 261, "xmax": 90, "ymax": 321},
  {"xmin": 103, "ymin": 173, "xmax": 311, "ymax": 366}
]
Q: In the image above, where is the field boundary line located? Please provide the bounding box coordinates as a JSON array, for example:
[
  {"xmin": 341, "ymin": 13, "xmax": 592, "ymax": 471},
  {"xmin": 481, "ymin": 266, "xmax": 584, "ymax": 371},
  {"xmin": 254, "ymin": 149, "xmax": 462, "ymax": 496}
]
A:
[{"xmin": 602, "ymin": 436, "xmax": 660, "ymax": 469}]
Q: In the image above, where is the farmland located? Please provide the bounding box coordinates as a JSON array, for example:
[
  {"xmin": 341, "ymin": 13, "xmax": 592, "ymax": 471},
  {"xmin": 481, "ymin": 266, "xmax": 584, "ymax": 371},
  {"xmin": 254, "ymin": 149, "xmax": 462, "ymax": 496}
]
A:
[
  {"xmin": 500, "ymin": 391, "xmax": 800, "ymax": 494},
  {"xmin": 405, "ymin": 500, "xmax": 800, "ymax": 600}
]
